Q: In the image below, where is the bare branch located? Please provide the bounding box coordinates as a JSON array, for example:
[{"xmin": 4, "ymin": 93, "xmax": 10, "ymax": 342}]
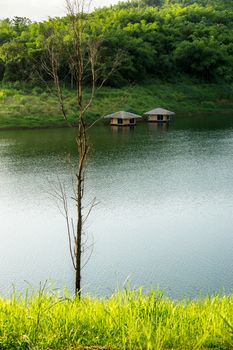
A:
[
  {"xmin": 58, "ymin": 180, "xmax": 76, "ymax": 270},
  {"xmin": 83, "ymin": 197, "xmax": 99, "ymax": 225},
  {"xmin": 97, "ymin": 51, "xmax": 124, "ymax": 91},
  {"xmin": 43, "ymin": 0, "xmax": 122, "ymax": 297}
]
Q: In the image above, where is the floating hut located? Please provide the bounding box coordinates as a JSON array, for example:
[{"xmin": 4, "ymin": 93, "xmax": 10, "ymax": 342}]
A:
[
  {"xmin": 104, "ymin": 111, "xmax": 142, "ymax": 126},
  {"xmin": 145, "ymin": 108, "xmax": 175, "ymax": 123}
]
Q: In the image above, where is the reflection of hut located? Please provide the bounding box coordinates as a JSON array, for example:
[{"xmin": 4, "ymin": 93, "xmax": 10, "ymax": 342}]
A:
[
  {"xmin": 148, "ymin": 122, "xmax": 169, "ymax": 131},
  {"xmin": 145, "ymin": 108, "xmax": 175, "ymax": 123},
  {"xmin": 104, "ymin": 111, "xmax": 142, "ymax": 126}
]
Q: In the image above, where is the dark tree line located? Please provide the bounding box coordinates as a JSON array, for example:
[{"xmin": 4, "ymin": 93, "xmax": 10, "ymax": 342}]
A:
[{"xmin": 0, "ymin": 0, "xmax": 233, "ymax": 85}]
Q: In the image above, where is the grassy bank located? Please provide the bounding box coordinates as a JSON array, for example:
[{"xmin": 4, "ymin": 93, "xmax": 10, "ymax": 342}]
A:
[
  {"xmin": 0, "ymin": 289, "xmax": 233, "ymax": 349},
  {"xmin": 0, "ymin": 80, "xmax": 233, "ymax": 130}
]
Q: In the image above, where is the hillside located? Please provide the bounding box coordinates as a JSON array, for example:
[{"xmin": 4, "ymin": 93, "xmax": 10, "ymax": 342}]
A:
[
  {"xmin": 0, "ymin": 80, "xmax": 233, "ymax": 129},
  {"xmin": 0, "ymin": 0, "xmax": 233, "ymax": 85}
]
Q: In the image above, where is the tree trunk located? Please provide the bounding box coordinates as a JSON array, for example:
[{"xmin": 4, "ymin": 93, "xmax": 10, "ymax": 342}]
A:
[
  {"xmin": 76, "ymin": 171, "xmax": 82, "ymax": 297},
  {"xmin": 75, "ymin": 118, "xmax": 87, "ymax": 298}
]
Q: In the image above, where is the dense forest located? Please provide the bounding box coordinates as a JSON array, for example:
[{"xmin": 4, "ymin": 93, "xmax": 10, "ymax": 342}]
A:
[{"xmin": 0, "ymin": 0, "xmax": 233, "ymax": 86}]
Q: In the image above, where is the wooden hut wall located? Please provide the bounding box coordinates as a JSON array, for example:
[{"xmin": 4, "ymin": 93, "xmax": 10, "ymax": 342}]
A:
[
  {"xmin": 110, "ymin": 118, "xmax": 130, "ymax": 125},
  {"xmin": 111, "ymin": 118, "xmax": 136, "ymax": 126},
  {"xmin": 148, "ymin": 115, "xmax": 170, "ymax": 122},
  {"xmin": 123, "ymin": 119, "xmax": 130, "ymax": 125},
  {"xmin": 111, "ymin": 118, "xmax": 118, "ymax": 125},
  {"xmin": 149, "ymin": 115, "xmax": 158, "ymax": 122}
]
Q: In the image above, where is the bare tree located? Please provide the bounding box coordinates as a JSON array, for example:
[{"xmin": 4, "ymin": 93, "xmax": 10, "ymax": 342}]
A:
[{"xmin": 42, "ymin": 0, "xmax": 121, "ymax": 298}]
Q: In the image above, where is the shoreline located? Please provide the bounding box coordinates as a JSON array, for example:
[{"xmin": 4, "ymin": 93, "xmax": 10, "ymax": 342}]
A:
[
  {"xmin": 1, "ymin": 80, "xmax": 233, "ymax": 131},
  {"xmin": 0, "ymin": 109, "xmax": 232, "ymax": 132}
]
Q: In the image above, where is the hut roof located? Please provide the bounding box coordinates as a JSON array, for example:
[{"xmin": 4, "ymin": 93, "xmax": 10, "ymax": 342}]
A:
[
  {"xmin": 104, "ymin": 111, "xmax": 142, "ymax": 119},
  {"xmin": 144, "ymin": 108, "xmax": 175, "ymax": 116}
]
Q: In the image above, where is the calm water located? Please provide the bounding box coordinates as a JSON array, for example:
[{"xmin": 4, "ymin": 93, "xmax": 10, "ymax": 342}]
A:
[{"xmin": 0, "ymin": 114, "xmax": 233, "ymax": 298}]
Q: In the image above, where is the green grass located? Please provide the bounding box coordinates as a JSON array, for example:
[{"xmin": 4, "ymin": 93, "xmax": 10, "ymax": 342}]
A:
[
  {"xmin": 0, "ymin": 80, "xmax": 233, "ymax": 129},
  {"xmin": 0, "ymin": 288, "xmax": 233, "ymax": 349}
]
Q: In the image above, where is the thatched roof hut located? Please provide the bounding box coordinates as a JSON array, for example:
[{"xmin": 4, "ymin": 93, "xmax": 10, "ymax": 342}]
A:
[
  {"xmin": 104, "ymin": 111, "xmax": 142, "ymax": 126},
  {"xmin": 145, "ymin": 108, "xmax": 175, "ymax": 123}
]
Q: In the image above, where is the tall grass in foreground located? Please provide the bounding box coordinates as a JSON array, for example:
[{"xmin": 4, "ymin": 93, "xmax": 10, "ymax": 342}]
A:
[{"xmin": 0, "ymin": 289, "xmax": 233, "ymax": 349}]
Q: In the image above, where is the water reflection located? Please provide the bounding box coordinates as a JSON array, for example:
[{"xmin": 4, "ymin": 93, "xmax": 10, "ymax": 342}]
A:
[
  {"xmin": 147, "ymin": 122, "xmax": 169, "ymax": 132},
  {"xmin": 110, "ymin": 125, "xmax": 135, "ymax": 134},
  {"xmin": 0, "ymin": 114, "xmax": 233, "ymax": 298}
]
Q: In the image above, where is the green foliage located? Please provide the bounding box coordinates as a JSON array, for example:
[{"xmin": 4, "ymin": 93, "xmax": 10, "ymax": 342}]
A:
[
  {"xmin": 0, "ymin": 0, "xmax": 233, "ymax": 85},
  {"xmin": 0, "ymin": 288, "xmax": 233, "ymax": 349},
  {"xmin": 174, "ymin": 39, "xmax": 229, "ymax": 80},
  {"xmin": 0, "ymin": 80, "xmax": 233, "ymax": 129}
]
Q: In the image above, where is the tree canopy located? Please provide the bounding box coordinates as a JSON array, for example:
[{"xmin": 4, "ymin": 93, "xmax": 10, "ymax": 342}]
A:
[{"xmin": 0, "ymin": 0, "xmax": 233, "ymax": 85}]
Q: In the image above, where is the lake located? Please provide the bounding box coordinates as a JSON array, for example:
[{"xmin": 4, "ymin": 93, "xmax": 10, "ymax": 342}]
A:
[{"xmin": 0, "ymin": 114, "xmax": 233, "ymax": 298}]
